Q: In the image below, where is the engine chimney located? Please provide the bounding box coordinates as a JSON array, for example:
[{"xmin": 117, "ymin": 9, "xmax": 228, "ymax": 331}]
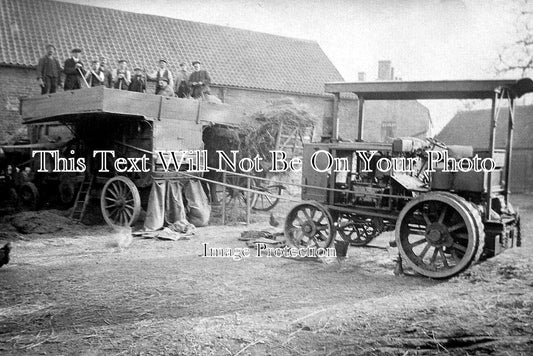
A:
[{"xmin": 358, "ymin": 72, "xmax": 366, "ymax": 81}]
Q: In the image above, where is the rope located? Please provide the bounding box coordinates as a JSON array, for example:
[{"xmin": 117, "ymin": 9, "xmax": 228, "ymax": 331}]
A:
[
  {"xmin": 199, "ymin": 165, "xmax": 414, "ymax": 200},
  {"xmin": 171, "ymin": 169, "xmax": 302, "ymax": 203}
]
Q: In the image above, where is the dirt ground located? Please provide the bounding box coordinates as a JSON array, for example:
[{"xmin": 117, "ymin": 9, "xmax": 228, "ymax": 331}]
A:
[{"xmin": 0, "ymin": 195, "xmax": 532, "ymax": 355}]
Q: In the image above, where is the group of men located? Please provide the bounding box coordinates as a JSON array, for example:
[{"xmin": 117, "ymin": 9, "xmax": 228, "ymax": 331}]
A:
[{"xmin": 36, "ymin": 44, "xmax": 211, "ymax": 99}]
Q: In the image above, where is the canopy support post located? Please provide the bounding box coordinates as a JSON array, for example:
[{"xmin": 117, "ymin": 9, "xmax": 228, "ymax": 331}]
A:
[
  {"xmin": 332, "ymin": 93, "xmax": 340, "ymax": 142},
  {"xmin": 357, "ymin": 96, "xmax": 365, "ymax": 141}
]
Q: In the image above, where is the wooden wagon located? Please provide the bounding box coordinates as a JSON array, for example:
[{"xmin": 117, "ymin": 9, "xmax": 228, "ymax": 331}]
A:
[{"xmin": 20, "ymin": 86, "xmax": 243, "ymax": 226}]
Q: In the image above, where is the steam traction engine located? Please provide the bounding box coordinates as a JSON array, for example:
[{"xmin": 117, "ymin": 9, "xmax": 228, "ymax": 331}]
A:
[{"xmin": 284, "ymin": 79, "xmax": 532, "ymax": 278}]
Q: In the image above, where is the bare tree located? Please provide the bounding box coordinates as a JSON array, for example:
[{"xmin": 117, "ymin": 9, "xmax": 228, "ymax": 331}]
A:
[{"xmin": 498, "ymin": 0, "xmax": 533, "ymax": 76}]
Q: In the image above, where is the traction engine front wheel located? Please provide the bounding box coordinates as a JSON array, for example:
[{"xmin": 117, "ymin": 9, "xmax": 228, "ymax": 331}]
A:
[
  {"xmin": 395, "ymin": 193, "xmax": 484, "ymax": 279},
  {"xmin": 284, "ymin": 202, "xmax": 335, "ymax": 249}
]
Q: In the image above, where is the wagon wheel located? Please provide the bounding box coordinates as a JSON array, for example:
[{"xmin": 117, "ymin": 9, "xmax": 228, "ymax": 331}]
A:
[
  {"xmin": 285, "ymin": 202, "xmax": 335, "ymax": 249},
  {"xmin": 216, "ymin": 175, "xmax": 257, "ymax": 209},
  {"xmin": 395, "ymin": 193, "xmax": 484, "ymax": 279},
  {"xmin": 100, "ymin": 176, "xmax": 141, "ymax": 227},
  {"xmin": 253, "ymin": 184, "xmax": 283, "ymax": 211},
  {"xmin": 337, "ymin": 214, "xmax": 379, "ymax": 246},
  {"xmin": 19, "ymin": 182, "xmax": 39, "ymax": 210}
]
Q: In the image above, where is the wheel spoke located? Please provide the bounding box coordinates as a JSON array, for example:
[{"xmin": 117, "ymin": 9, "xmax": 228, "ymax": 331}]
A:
[
  {"xmin": 293, "ymin": 230, "xmax": 304, "ymax": 243},
  {"xmin": 107, "ymin": 188, "xmax": 118, "ymax": 199},
  {"xmin": 409, "ymin": 238, "xmax": 426, "ymax": 248},
  {"xmin": 429, "ymin": 247, "xmax": 439, "ymax": 266},
  {"xmin": 109, "ymin": 207, "xmax": 120, "ymax": 217},
  {"xmin": 316, "ymin": 224, "xmax": 328, "ymax": 231},
  {"xmin": 452, "ymin": 243, "xmax": 467, "ymax": 253},
  {"xmin": 451, "ymin": 250, "xmax": 460, "ymax": 264},
  {"xmin": 439, "ymin": 248, "xmax": 449, "ymax": 268},
  {"xmin": 448, "ymin": 222, "xmax": 466, "ymax": 232},
  {"xmin": 114, "ymin": 182, "xmax": 123, "ymax": 198},
  {"xmin": 303, "ymin": 208, "xmax": 312, "ymax": 221},
  {"xmin": 317, "ymin": 230, "xmax": 328, "ymax": 241},
  {"xmin": 418, "ymin": 243, "xmax": 431, "ymax": 259},
  {"xmin": 422, "ymin": 212, "xmax": 431, "ymax": 225},
  {"xmin": 123, "ymin": 208, "xmax": 133, "ymax": 220},
  {"xmin": 454, "ymin": 233, "xmax": 469, "ymax": 240},
  {"xmin": 438, "ymin": 206, "xmax": 448, "ymax": 224}
]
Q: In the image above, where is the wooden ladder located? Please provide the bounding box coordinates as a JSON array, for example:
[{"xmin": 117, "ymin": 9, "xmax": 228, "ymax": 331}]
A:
[{"xmin": 70, "ymin": 174, "xmax": 95, "ymax": 222}]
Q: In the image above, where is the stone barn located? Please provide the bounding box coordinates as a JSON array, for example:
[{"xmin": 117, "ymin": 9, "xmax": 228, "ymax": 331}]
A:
[
  {"xmin": 0, "ymin": 0, "xmax": 431, "ymax": 145},
  {"xmin": 437, "ymin": 106, "xmax": 533, "ymax": 193}
]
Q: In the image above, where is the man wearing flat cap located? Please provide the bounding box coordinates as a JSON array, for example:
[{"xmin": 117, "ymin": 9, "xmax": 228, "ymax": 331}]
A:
[
  {"xmin": 85, "ymin": 60, "xmax": 105, "ymax": 87},
  {"xmin": 128, "ymin": 67, "xmax": 146, "ymax": 93},
  {"xmin": 188, "ymin": 61, "xmax": 211, "ymax": 99},
  {"xmin": 147, "ymin": 59, "xmax": 174, "ymax": 95},
  {"xmin": 174, "ymin": 62, "xmax": 190, "ymax": 98},
  {"xmin": 112, "ymin": 59, "xmax": 131, "ymax": 90},
  {"xmin": 99, "ymin": 57, "xmax": 113, "ymax": 88},
  {"xmin": 63, "ymin": 48, "xmax": 85, "ymax": 90},
  {"xmin": 36, "ymin": 44, "xmax": 62, "ymax": 94}
]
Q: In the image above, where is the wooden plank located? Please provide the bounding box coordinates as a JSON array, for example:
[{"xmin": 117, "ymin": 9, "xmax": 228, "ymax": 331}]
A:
[
  {"xmin": 153, "ymin": 119, "xmax": 203, "ymax": 153},
  {"xmin": 159, "ymin": 97, "xmax": 200, "ymax": 122},
  {"xmin": 21, "ymin": 87, "xmax": 242, "ymax": 128},
  {"xmin": 102, "ymin": 89, "xmax": 161, "ymax": 119},
  {"xmin": 21, "ymin": 87, "xmax": 105, "ymax": 121}
]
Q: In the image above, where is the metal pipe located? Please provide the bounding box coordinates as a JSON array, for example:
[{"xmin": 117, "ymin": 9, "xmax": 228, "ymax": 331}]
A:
[
  {"xmin": 486, "ymin": 91, "xmax": 498, "ymax": 220},
  {"xmin": 246, "ymin": 176, "xmax": 251, "ymax": 225},
  {"xmin": 357, "ymin": 96, "xmax": 365, "ymax": 141},
  {"xmin": 505, "ymin": 96, "xmax": 515, "ymax": 203},
  {"xmin": 221, "ymin": 171, "xmax": 226, "ymax": 225}
]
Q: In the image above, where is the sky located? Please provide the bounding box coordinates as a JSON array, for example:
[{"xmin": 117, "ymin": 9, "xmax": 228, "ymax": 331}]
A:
[{"xmin": 58, "ymin": 0, "xmax": 523, "ymax": 131}]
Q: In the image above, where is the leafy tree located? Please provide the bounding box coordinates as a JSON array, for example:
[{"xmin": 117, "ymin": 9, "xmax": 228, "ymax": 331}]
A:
[{"xmin": 498, "ymin": 0, "xmax": 533, "ymax": 76}]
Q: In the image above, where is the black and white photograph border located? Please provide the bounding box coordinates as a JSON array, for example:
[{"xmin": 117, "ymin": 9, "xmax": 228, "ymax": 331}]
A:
[{"xmin": 1, "ymin": 0, "xmax": 532, "ymax": 355}]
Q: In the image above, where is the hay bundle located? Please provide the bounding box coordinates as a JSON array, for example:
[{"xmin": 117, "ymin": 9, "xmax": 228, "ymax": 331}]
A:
[{"xmin": 239, "ymin": 98, "xmax": 316, "ymax": 164}]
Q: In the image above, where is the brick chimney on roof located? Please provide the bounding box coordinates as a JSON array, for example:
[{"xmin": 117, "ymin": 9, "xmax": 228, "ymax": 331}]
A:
[
  {"xmin": 378, "ymin": 60, "xmax": 393, "ymax": 80},
  {"xmin": 358, "ymin": 72, "xmax": 366, "ymax": 81}
]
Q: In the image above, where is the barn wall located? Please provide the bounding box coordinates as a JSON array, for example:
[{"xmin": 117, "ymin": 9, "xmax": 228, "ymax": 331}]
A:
[
  {"xmin": 210, "ymin": 86, "xmax": 359, "ymax": 142},
  {"xmin": 0, "ymin": 66, "xmax": 41, "ymax": 142}
]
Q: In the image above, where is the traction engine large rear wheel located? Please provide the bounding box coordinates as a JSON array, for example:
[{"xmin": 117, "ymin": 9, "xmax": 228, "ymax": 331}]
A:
[
  {"xmin": 101, "ymin": 176, "xmax": 141, "ymax": 228},
  {"xmin": 395, "ymin": 193, "xmax": 484, "ymax": 279},
  {"xmin": 284, "ymin": 202, "xmax": 335, "ymax": 249}
]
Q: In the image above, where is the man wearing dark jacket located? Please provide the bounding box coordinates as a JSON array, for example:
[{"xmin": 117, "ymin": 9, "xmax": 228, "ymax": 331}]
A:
[
  {"xmin": 188, "ymin": 61, "xmax": 211, "ymax": 99},
  {"xmin": 174, "ymin": 62, "xmax": 190, "ymax": 98},
  {"xmin": 99, "ymin": 57, "xmax": 113, "ymax": 88},
  {"xmin": 128, "ymin": 67, "xmax": 146, "ymax": 93},
  {"xmin": 36, "ymin": 44, "xmax": 62, "ymax": 94},
  {"xmin": 63, "ymin": 48, "xmax": 85, "ymax": 90},
  {"xmin": 147, "ymin": 59, "xmax": 174, "ymax": 95}
]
